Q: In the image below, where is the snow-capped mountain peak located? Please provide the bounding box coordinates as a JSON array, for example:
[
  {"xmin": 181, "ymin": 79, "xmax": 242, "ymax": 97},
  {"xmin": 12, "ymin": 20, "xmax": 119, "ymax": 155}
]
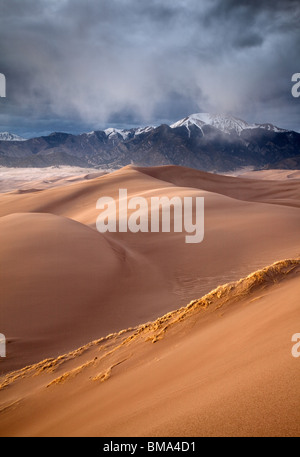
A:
[
  {"xmin": 0, "ymin": 132, "xmax": 26, "ymax": 141},
  {"xmin": 170, "ymin": 113, "xmax": 288, "ymax": 136},
  {"xmin": 104, "ymin": 126, "xmax": 154, "ymax": 139},
  {"xmin": 104, "ymin": 128, "xmax": 131, "ymax": 140},
  {"xmin": 82, "ymin": 126, "xmax": 155, "ymax": 140},
  {"xmin": 170, "ymin": 113, "xmax": 252, "ymax": 135}
]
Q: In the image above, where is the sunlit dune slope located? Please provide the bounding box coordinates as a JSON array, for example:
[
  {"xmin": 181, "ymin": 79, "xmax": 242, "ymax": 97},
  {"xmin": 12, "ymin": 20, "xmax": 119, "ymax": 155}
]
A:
[{"xmin": 0, "ymin": 259, "xmax": 299, "ymax": 437}]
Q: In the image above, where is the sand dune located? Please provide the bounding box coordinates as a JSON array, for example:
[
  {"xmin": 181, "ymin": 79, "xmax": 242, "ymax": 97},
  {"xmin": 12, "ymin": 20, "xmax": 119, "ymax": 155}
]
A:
[
  {"xmin": 0, "ymin": 166, "xmax": 110, "ymax": 193},
  {"xmin": 0, "ymin": 259, "xmax": 299, "ymax": 437},
  {"xmin": 0, "ymin": 165, "xmax": 300, "ymax": 374},
  {"xmin": 0, "ymin": 213, "xmax": 125, "ymax": 372},
  {"xmin": 133, "ymin": 165, "xmax": 300, "ymax": 208},
  {"xmin": 236, "ymin": 169, "xmax": 300, "ymax": 181}
]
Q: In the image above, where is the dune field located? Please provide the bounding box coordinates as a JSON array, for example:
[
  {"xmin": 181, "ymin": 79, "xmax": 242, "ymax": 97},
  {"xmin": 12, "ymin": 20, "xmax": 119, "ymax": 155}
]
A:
[{"xmin": 0, "ymin": 165, "xmax": 299, "ymax": 436}]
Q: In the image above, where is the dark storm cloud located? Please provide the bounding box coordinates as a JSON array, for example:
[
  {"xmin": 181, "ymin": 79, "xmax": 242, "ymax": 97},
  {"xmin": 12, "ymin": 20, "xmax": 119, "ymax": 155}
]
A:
[{"xmin": 0, "ymin": 0, "xmax": 299, "ymax": 136}]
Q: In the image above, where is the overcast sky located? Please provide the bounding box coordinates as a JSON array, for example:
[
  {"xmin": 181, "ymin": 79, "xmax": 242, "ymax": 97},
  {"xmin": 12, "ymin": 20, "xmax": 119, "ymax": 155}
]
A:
[{"xmin": 0, "ymin": 0, "xmax": 299, "ymax": 137}]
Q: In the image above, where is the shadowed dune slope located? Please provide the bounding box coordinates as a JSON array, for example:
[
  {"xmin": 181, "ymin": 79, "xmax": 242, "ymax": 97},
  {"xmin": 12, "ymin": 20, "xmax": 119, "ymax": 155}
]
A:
[
  {"xmin": 0, "ymin": 213, "xmax": 126, "ymax": 372},
  {"xmin": 0, "ymin": 259, "xmax": 299, "ymax": 437}
]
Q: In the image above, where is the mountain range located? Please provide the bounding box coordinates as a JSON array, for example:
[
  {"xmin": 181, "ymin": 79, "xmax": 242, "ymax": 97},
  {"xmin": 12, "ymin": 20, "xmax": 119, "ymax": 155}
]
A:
[{"xmin": 0, "ymin": 113, "xmax": 299, "ymax": 171}]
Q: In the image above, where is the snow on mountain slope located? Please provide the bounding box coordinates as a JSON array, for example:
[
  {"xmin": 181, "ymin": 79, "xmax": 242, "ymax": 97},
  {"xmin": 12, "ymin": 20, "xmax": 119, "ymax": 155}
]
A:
[
  {"xmin": 83, "ymin": 115, "xmax": 287, "ymax": 141},
  {"xmin": 84, "ymin": 126, "xmax": 154, "ymax": 140},
  {"xmin": 0, "ymin": 132, "xmax": 26, "ymax": 141},
  {"xmin": 134, "ymin": 126, "xmax": 154, "ymax": 135},
  {"xmin": 104, "ymin": 128, "xmax": 131, "ymax": 140},
  {"xmin": 170, "ymin": 113, "xmax": 288, "ymax": 135},
  {"xmin": 105, "ymin": 126, "xmax": 154, "ymax": 139}
]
